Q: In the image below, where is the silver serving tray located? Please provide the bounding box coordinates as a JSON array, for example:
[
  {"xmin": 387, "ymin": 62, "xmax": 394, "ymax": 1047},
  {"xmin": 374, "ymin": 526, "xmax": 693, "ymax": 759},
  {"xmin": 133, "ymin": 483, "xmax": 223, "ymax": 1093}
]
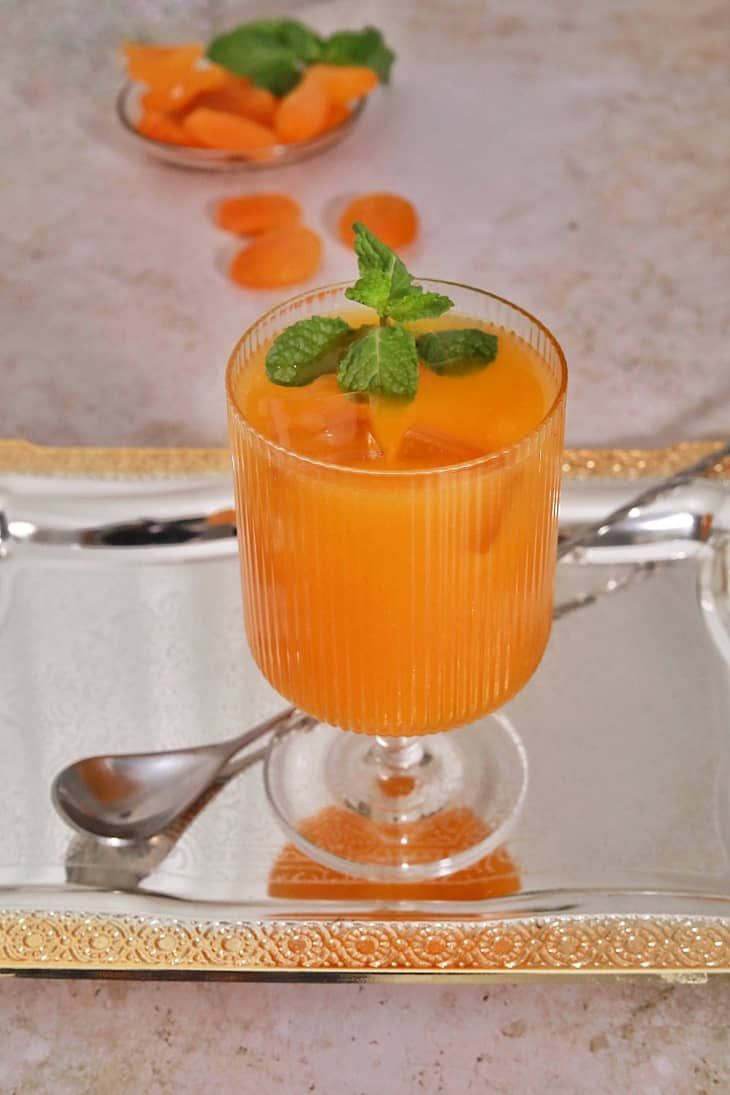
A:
[{"xmin": 1, "ymin": 452, "xmax": 729, "ymax": 979}]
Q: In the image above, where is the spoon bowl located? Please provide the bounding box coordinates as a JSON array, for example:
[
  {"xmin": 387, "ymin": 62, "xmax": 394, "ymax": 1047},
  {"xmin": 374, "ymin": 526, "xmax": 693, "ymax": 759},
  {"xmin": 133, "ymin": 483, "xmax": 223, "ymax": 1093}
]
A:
[{"xmin": 52, "ymin": 707, "xmax": 309, "ymax": 841}]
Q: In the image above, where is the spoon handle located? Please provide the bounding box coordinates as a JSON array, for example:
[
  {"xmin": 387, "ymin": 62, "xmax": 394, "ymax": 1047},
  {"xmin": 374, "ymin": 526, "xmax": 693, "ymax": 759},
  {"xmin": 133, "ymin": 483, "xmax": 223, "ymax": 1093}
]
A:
[
  {"xmin": 217, "ymin": 707, "xmax": 314, "ymax": 765},
  {"xmin": 558, "ymin": 440, "xmax": 730, "ymax": 560}
]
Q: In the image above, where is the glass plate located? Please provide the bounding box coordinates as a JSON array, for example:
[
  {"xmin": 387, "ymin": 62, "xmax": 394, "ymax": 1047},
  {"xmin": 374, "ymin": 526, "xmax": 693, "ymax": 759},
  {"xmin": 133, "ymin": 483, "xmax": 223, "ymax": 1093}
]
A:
[{"xmin": 116, "ymin": 81, "xmax": 367, "ymax": 172}]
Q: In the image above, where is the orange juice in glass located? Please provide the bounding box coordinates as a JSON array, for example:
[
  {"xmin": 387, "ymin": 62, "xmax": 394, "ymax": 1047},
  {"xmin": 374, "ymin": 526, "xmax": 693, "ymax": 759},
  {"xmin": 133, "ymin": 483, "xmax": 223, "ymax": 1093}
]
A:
[{"xmin": 227, "ymin": 260, "xmax": 566, "ymax": 881}]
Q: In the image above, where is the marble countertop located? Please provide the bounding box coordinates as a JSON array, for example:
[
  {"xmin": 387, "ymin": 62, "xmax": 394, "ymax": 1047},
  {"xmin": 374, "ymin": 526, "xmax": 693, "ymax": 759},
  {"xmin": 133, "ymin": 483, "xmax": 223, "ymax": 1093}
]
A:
[
  {"xmin": 2, "ymin": 0, "xmax": 729, "ymax": 1091},
  {"xmin": 2, "ymin": 978, "xmax": 729, "ymax": 1093}
]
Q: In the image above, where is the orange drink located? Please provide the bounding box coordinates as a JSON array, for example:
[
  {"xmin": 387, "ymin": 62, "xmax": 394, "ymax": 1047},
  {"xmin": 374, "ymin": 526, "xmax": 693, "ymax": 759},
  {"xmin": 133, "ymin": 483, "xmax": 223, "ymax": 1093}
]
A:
[
  {"xmin": 228, "ymin": 292, "xmax": 564, "ymax": 736},
  {"xmin": 226, "ymin": 258, "xmax": 566, "ymax": 881}
]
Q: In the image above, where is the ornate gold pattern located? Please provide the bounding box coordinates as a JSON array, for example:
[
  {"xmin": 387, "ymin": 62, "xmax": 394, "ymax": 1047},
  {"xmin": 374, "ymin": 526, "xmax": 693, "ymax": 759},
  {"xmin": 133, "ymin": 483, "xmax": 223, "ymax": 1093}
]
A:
[
  {"xmin": 1, "ymin": 439, "xmax": 729, "ymax": 480},
  {"xmin": 561, "ymin": 441, "xmax": 730, "ymax": 481},
  {"xmin": 1, "ymin": 913, "xmax": 729, "ymax": 974},
  {"xmin": 0, "ymin": 440, "xmax": 230, "ymax": 478}
]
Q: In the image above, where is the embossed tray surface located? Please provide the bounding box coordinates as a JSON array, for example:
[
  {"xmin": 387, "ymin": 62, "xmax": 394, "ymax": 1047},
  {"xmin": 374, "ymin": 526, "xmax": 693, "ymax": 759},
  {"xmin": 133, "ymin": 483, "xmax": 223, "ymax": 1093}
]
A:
[{"xmin": 1, "ymin": 443, "xmax": 729, "ymax": 979}]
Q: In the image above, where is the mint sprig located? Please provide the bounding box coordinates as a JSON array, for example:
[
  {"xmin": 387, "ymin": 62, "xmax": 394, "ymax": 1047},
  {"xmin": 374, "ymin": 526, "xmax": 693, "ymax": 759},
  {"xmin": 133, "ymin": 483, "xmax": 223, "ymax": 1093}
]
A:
[
  {"xmin": 206, "ymin": 20, "xmax": 396, "ymax": 94},
  {"xmin": 264, "ymin": 223, "xmax": 498, "ymax": 399},
  {"xmin": 207, "ymin": 20, "xmax": 322, "ymax": 95},
  {"xmin": 321, "ymin": 27, "xmax": 395, "ymax": 83},
  {"xmin": 345, "ymin": 223, "xmax": 452, "ymax": 322}
]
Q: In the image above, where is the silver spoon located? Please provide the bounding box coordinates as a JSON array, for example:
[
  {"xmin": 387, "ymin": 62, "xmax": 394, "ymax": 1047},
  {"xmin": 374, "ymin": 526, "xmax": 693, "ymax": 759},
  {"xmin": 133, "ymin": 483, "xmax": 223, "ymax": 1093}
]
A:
[
  {"xmin": 64, "ymin": 745, "xmax": 269, "ymax": 890},
  {"xmin": 557, "ymin": 441, "xmax": 730, "ymax": 560},
  {"xmin": 52, "ymin": 707, "xmax": 313, "ymax": 841}
]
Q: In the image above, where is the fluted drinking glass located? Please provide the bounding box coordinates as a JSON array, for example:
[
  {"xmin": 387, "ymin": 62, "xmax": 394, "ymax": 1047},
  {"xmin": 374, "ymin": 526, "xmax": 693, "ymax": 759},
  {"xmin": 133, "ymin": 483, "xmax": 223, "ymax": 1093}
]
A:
[{"xmin": 226, "ymin": 282, "xmax": 567, "ymax": 880}]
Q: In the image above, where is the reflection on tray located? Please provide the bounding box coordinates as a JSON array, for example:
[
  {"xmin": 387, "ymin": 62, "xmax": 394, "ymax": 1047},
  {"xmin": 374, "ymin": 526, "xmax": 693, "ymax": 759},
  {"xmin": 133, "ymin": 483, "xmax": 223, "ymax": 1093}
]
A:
[{"xmin": 268, "ymin": 806, "xmax": 520, "ymax": 901}]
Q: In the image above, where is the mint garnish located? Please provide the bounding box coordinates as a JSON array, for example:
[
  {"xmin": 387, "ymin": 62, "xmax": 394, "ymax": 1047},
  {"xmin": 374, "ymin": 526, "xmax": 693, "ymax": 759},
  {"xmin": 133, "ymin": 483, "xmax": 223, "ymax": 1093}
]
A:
[
  {"xmin": 265, "ymin": 316, "xmax": 355, "ymax": 386},
  {"xmin": 417, "ymin": 329, "xmax": 498, "ymax": 374},
  {"xmin": 206, "ymin": 20, "xmax": 396, "ymax": 94},
  {"xmin": 264, "ymin": 223, "xmax": 498, "ymax": 400},
  {"xmin": 321, "ymin": 27, "xmax": 395, "ymax": 83},
  {"xmin": 207, "ymin": 20, "xmax": 323, "ymax": 95},
  {"xmin": 345, "ymin": 223, "xmax": 452, "ymax": 322},
  {"xmin": 338, "ymin": 324, "xmax": 418, "ymax": 398}
]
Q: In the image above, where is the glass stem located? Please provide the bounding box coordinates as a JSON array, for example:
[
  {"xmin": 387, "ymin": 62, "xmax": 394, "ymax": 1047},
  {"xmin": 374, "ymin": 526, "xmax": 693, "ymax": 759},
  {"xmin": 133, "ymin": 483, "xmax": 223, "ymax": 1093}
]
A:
[{"xmin": 374, "ymin": 735, "xmax": 425, "ymax": 773}]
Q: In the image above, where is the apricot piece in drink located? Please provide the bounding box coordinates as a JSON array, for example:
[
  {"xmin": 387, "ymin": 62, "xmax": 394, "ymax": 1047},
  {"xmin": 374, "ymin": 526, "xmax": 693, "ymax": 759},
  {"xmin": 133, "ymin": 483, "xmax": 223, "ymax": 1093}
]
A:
[
  {"xmin": 265, "ymin": 379, "xmax": 382, "ymax": 464},
  {"xmin": 215, "ymin": 193, "xmax": 301, "ymax": 236},
  {"xmin": 338, "ymin": 193, "xmax": 418, "ymax": 250},
  {"xmin": 183, "ymin": 108, "xmax": 277, "ymax": 150},
  {"xmin": 229, "ymin": 226, "xmax": 322, "ymax": 288},
  {"xmin": 469, "ymin": 467, "xmax": 524, "ymax": 554},
  {"xmin": 397, "ymin": 424, "xmax": 486, "ymax": 469}
]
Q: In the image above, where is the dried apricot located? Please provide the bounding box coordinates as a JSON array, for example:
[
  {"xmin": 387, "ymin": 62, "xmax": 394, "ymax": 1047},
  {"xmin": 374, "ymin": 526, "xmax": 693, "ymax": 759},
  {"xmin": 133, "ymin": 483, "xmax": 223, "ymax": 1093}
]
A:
[
  {"xmin": 215, "ymin": 193, "xmax": 301, "ymax": 235},
  {"xmin": 321, "ymin": 101, "xmax": 351, "ymax": 132},
  {"xmin": 141, "ymin": 65, "xmax": 228, "ymax": 113},
  {"xmin": 192, "ymin": 81, "xmax": 277, "ymax": 125},
  {"xmin": 306, "ymin": 64, "xmax": 378, "ymax": 104},
  {"xmin": 274, "ymin": 78, "xmax": 330, "ymax": 143},
  {"xmin": 229, "ymin": 227, "xmax": 322, "ymax": 289},
  {"xmin": 183, "ymin": 108, "xmax": 277, "ymax": 151},
  {"xmin": 234, "ymin": 86, "xmax": 278, "ymax": 126},
  {"xmin": 121, "ymin": 43, "xmax": 203, "ymax": 86},
  {"xmin": 136, "ymin": 110, "xmax": 203, "ymax": 147},
  {"xmin": 186, "ymin": 73, "xmax": 250, "ymax": 111},
  {"xmin": 338, "ymin": 193, "xmax": 418, "ymax": 249}
]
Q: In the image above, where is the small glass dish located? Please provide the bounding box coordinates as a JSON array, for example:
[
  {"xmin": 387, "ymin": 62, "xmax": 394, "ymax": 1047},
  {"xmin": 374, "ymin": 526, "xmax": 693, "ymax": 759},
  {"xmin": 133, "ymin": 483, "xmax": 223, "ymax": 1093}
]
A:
[{"xmin": 116, "ymin": 80, "xmax": 367, "ymax": 172}]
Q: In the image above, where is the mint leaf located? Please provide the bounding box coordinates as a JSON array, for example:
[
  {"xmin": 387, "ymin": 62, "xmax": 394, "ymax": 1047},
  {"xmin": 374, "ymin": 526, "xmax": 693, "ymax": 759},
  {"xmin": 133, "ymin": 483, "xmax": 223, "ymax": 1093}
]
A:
[
  {"xmin": 387, "ymin": 288, "xmax": 454, "ymax": 323},
  {"xmin": 417, "ymin": 329, "xmax": 499, "ymax": 374},
  {"xmin": 206, "ymin": 20, "xmax": 323, "ymax": 93},
  {"xmin": 321, "ymin": 27, "xmax": 396, "ymax": 83},
  {"xmin": 345, "ymin": 223, "xmax": 453, "ymax": 322},
  {"xmin": 345, "ymin": 223, "xmax": 413, "ymax": 314},
  {"xmin": 266, "ymin": 317, "xmax": 354, "ymax": 386},
  {"xmin": 338, "ymin": 325, "xmax": 418, "ymax": 398},
  {"xmin": 265, "ymin": 20, "xmax": 323, "ymax": 63}
]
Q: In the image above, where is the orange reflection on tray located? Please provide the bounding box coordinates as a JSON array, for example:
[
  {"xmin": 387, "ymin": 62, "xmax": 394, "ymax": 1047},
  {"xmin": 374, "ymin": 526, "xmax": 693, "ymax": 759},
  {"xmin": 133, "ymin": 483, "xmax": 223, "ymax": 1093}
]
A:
[{"xmin": 268, "ymin": 806, "xmax": 520, "ymax": 901}]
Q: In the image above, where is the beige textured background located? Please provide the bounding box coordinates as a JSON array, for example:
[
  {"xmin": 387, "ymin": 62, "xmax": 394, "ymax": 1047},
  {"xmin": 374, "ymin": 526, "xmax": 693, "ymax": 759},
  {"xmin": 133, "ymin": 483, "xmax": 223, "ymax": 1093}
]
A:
[{"xmin": 1, "ymin": 0, "xmax": 729, "ymax": 1091}]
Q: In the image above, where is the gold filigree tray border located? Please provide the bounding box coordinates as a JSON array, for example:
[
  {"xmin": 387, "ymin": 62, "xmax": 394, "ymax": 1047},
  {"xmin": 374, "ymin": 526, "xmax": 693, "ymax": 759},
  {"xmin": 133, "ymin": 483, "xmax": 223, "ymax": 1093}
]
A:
[
  {"xmin": 1, "ymin": 913, "xmax": 728, "ymax": 977},
  {"xmin": 0, "ymin": 438, "xmax": 729, "ymax": 480},
  {"xmin": 2, "ymin": 437, "xmax": 729, "ymax": 978}
]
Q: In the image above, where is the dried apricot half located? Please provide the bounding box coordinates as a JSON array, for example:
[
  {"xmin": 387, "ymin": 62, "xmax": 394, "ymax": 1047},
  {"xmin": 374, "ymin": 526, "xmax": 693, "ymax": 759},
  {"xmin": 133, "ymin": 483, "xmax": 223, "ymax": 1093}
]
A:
[
  {"xmin": 121, "ymin": 43, "xmax": 203, "ymax": 86},
  {"xmin": 229, "ymin": 226, "xmax": 322, "ymax": 288},
  {"xmin": 322, "ymin": 101, "xmax": 351, "ymax": 131},
  {"xmin": 192, "ymin": 80, "xmax": 277, "ymax": 125},
  {"xmin": 183, "ymin": 108, "xmax": 277, "ymax": 150},
  {"xmin": 274, "ymin": 78, "xmax": 330, "ymax": 143},
  {"xmin": 338, "ymin": 193, "xmax": 418, "ymax": 250},
  {"xmin": 215, "ymin": 193, "xmax": 302, "ymax": 235},
  {"xmin": 141, "ymin": 66, "xmax": 228, "ymax": 114},
  {"xmin": 306, "ymin": 64, "xmax": 378, "ymax": 104},
  {"xmin": 136, "ymin": 110, "xmax": 202, "ymax": 146}
]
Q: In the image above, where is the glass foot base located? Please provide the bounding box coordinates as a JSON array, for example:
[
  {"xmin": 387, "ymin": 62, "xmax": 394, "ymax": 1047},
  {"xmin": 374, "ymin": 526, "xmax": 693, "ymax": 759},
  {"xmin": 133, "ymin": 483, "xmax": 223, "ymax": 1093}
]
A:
[{"xmin": 264, "ymin": 715, "xmax": 528, "ymax": 882}]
